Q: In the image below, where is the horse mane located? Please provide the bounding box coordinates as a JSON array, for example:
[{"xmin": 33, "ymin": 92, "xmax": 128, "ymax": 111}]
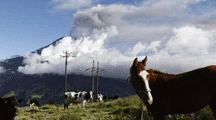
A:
[
  {"xmin": 147, "ymin": 69, "xmax": 170, "ymax": 75},
  {"xmin": 147, "ymin": 69, "xmax": 179, "ymax": 86}
]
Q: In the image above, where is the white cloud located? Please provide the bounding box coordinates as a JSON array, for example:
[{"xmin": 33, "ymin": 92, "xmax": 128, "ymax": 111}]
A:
[
  {"xmin": 18, "ymin": 26, "xmax": 216, "ymax": 78},
  {"xmin": 71, "ymin": 4, "xmax": 173, "ymax": 46},
  {"xmin": 70, "ymin": 0, "xmax": 209, "ymax": 44},
  {"xmin": 126, "ymin": 42, "xmax": 146, "ymax": 56},
  {"xmin": 140, "ymin": 0, "xmax": 206, "ymax": 17},
  {"xmin": 165, "ymin": 26, "xmax": 214, "ymax": 55},
  {"xmin": 148, "ymin": 26, "xmax": 216, "ymax": 73},
  {"xmin": 125, "ymin": 40, "xmax": 162, "ymax": 56},
  {"xmin": 18, "ymin": 0, "xmax": 216, "ymax": 78},
  {"xmin": 124, "ymin": 25, "xmax": 216, "ymax": 74},
  {"xmin": 17, "ymin": 32, "xmax": 138, "ymax": 78},
  {"xmin": 18, "ymin": 34, "xmax": 127, "ymax": 76},
  {"xmin": 51, "ymin": 0, "xmax": 94, "ymax": 10}
]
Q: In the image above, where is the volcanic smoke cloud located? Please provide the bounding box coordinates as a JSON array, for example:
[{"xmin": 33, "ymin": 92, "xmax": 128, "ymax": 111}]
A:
[
  {"xmin": 17, "ymin": 25, "xmax": 216, "ymax": 78},
  {"xmin": 18, "ymin": 1, "xmax": 216, "ymax": 78}
]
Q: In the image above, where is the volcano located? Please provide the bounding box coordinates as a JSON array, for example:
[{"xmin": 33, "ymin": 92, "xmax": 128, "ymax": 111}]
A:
[{"xmin": 0, "ymin": 36, "xmax": 135, "ymax": 106}]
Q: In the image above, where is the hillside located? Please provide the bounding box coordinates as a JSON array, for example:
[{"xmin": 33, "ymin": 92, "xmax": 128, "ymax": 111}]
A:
[{"xmin": 0, "ymin": 66, "xmax": 135, "ymax": 106}]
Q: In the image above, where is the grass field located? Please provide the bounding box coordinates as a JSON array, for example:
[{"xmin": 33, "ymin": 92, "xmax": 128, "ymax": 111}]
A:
[{"xmin": 15, "ymin": 95, "xmax": 215, "ymax": 120}]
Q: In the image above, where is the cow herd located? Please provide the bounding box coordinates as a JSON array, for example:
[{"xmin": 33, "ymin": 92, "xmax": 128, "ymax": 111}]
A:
[
  {"xmin": 64, "ymin": 91, "xmax": 93, "ymax": 109},
  {"xmin": 64, "ymin": 91, "xmax": 120, "ymax": 109},
  {"xmin": 0, "ymin": 92, "xmax": 119, "ymax": 119}
]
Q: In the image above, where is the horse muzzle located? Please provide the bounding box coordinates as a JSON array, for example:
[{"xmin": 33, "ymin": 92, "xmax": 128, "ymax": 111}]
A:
[{"xmin": 146, "ymin": 91, "xmax": 153, "ymax": 105}]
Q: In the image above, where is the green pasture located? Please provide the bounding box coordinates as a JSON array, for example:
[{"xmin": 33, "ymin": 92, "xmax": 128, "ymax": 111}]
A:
[{"xmin": 15, "ymin": 95, "xmax": 214, "ymax": 120}]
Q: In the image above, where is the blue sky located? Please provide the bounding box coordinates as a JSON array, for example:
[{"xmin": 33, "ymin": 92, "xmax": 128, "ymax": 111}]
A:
[
  {"xmin": 0, "ymin": 0, "xmax": 215, "ymax": 60},
  {"xmin": 1, "ymin": 0, "xmax": 216, "ymax": 77},
  {"xmin": 0, "ymin": 0, "xmax": 72, "ymax": 59},
  {"xmin": 0, "ymin": 0, "xmax": 147, "ymax": 60}
]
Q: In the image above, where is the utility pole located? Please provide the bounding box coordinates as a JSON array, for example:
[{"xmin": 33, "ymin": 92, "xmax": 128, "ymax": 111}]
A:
[
  {"xmin": 91, "ymin": 60, "xmax": 95, "ymax": 94},
  {"xmin": 61, "ymin": 51, "xmax": 76, "ymax": 110},
  {"xmin": 86, "ymin": 60, "xmax": 95, "ymax": 102},
  {"xmin": 96, "ymin": 62, "xmax": 99, "ymax": 98},
  {"xmin": 96, "ymin": 61, "xmax": 104, "ymax": 102}
]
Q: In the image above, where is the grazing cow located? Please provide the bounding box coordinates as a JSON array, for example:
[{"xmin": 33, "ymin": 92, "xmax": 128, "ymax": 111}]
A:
[
  {"xmin": 29, "ymin": 99, "xmax": 40, "ymax": 108},
  {"xmin": 130, "ymin": 56, "xmax": 216, "ymax": 120},
  {"xmin": 64, "ymin": 91, "xmax": 93, "ymax": 109},
  {"xmin": 109, "ymin": 95, "xmax": 119, "ymax": 100},
  {"xmin": 0, "ymin": 96, "xmax": 23, "ymax": 120},
  {"xmin": 97, "ymin": 94, "xmax": 106, "ymax": 102}
]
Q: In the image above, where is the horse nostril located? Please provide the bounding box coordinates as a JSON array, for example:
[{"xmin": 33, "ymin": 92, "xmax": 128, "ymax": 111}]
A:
[{"xmin": 148, "ymin": 99, "xmax": 153, "ymax": 105}]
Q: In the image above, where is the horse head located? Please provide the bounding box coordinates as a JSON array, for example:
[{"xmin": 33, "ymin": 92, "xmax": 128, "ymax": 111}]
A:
[{"xmin": 130, "ymin": 56, "xmax": 153, "ymax": 106}]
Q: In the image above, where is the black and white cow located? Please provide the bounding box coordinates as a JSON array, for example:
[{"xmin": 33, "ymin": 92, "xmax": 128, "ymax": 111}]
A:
[
  {"xmin": 64, "ymin": 91, "xmax": 93, "ymax": 109},
  {"xmin": 97, "ymin": 94, "xmax": 106, "ymax": 102},
  {"xmin": 0, "ymin": 96, "xmax": 23, "ymax": 120},
  {"xmin": 29, "ymin": 99, "xmax": 40, "ymax": 108}
]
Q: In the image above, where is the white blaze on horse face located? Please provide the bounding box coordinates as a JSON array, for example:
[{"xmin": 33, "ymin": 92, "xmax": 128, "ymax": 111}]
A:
[{"xmin": 139, "ymin": 70, "xmax": 153, "ymax": 105}]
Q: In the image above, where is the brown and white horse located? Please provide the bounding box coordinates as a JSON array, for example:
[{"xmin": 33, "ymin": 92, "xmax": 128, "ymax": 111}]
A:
[{"xmin": 130, "ymin": 56, "xmax": 216, "ymax": 120}]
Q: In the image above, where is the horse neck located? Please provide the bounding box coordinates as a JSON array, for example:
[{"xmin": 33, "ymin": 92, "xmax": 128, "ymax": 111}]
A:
[{"xmin": 147, "ymin": 70, "xmax": 179, "ymax": 86}]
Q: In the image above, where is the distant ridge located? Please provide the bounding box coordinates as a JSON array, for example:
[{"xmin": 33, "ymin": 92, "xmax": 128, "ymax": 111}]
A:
[
  {"xmin": 32, "ymin": 36, "xmax": 77, "ymax": 55},
  {"xmin": 32, "ymin": 36, "xmax": 64, "ymax": 55}
]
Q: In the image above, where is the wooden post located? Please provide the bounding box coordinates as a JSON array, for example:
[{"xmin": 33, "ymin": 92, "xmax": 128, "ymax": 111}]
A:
[
  {"xmin": 96, "ymin": 61, "xmax": 99, "ymax": 100},
  {"xmin": 61, "ymin": 51, "xmax": 76, "ymax": 110},
  {"xmin": 86, "ymin": 60, "xmax": 95, "ymax": 102},
  {"xmin": 91, "ymin": 60, "xmax": 95, "ymax": 101},
  {"xmin": 64, "ymin": 51, "xmax": 68, "ymax": 110}
]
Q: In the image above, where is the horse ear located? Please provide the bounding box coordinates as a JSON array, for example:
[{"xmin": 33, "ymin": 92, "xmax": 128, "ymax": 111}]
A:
[
  {"xmin": 133, "ymin": 58, "xmax": 138, "ymax": 66},
  {"xmin": 141, "ymin": 56, "xmax": 147, "ymax": 66}
]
